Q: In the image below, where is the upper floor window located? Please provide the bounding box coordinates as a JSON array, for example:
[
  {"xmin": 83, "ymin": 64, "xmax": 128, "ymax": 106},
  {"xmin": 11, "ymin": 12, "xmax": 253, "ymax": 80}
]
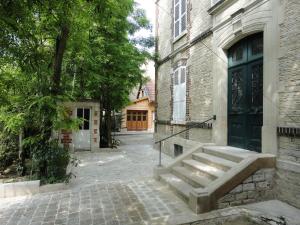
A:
[
  {"xmin": 173, "ymin": 66, "xmax": 186, "ymax": 122},
  {"xmin": 174, "ymin": 0, "xmax": 187, "ymax": 39}
]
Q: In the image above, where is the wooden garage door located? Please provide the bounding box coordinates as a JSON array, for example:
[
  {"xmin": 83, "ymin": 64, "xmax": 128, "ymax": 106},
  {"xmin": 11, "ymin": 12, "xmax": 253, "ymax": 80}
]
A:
[{"xmin": 127, "ymin": 110, "xmax": 148, "ymax": 131}]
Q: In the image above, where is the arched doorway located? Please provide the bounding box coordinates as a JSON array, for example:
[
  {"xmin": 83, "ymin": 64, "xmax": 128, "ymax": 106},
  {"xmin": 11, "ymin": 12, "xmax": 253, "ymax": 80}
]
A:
[{"xmin": 228, "ymin": 33, "xmax": 263, "ymax": 153}]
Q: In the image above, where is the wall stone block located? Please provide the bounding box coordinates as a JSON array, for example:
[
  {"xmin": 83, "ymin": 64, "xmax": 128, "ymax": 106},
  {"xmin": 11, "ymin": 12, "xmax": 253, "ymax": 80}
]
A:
[
  {"xmin": 242, "ymin": 183, "xmax": 255, "ymax": 191},
  {"xmin": 217, "ymin": 169, "xmax": 275, "ymax": 209}
]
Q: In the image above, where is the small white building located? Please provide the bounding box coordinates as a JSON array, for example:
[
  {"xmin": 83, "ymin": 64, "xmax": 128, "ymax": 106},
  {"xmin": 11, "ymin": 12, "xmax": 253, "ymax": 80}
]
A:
[{"xmin": 58, "ymin": 100, "xmax": 100, "ymax": 151}]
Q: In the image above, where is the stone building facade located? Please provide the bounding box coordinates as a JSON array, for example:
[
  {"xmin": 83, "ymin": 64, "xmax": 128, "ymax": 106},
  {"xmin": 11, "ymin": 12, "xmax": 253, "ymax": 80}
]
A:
[{"xmin": 155, "ymin": 0, "xmax": 300, "ymax": 209}]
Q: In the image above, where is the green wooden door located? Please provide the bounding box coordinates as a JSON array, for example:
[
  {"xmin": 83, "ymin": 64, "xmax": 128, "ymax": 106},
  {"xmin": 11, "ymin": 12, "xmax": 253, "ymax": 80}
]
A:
[{"xmin": 228, "ymin": 33, "xmax": 263, "ymax": 152}]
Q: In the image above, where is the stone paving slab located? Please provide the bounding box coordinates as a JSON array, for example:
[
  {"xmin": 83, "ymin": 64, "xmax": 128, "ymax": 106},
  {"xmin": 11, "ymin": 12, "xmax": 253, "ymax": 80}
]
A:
[
  {"xmin": 0, "ymin": 134, "xmax": 193, "ymax": 225},
  {"xmin": 69, "ymin": 134, "xmax": 172, "ymax": 190},
  {"xmin": 0, "ymin": 180, "xmax": 193, "ymax": 225}
]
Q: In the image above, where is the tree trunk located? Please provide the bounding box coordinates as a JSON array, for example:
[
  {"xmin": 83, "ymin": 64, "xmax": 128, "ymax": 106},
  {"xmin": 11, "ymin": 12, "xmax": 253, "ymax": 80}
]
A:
[
  {"xmin": 18, "ymin": 131, "xmax": 26, "ymax": 176},
  {"xmin": 99, "ymin": 85, "xmax": 113, "ymax": 148},
  {"xmin": 52, "ymin": 25, "xmax": 70, "ymax": 95},
  {"xmin": 99, "ymin": 99, "xmax": 102, "ymax": 148},
  {"xmin": 44, "ymin": 25, "xmax": 69, "ymax": 141},
  {"xmin": 136, "ymin": 82, "xmax": 142, "ymax": 99},
  {"xmin": 39, "ymin": 25, "xmax": 69, "ymax": 179},
  {"xmin": 105, "ymin": 107, "xmax": 112, "ymax": 148}
]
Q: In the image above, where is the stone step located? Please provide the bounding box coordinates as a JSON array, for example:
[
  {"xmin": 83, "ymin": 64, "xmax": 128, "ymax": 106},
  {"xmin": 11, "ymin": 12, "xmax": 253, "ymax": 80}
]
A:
[
  {"xmin": 202, "ymin": 146, "xmax": 249, "ymax": 163},
  {"xmin": 182, "ymin": 159, "xmax": 224, "ymax": 180},
  {"xmin": 192, "ymin": 152, "xmax": 237, "ymax": 171},
  {"xmin": 156, "ymin": 145, "xmax": 275, "ymax": 214},
  {"xmin": 159, "ymin": 173, "xmax": 194, "ymax": 202},
  {"xmin": 172, "ymin": 166, "xmax": 213, "ymax": 188}
]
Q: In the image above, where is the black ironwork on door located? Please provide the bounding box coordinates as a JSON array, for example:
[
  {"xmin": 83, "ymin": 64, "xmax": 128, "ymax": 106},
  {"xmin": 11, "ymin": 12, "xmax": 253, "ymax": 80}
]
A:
[{"xmin": 228, "ymin": 33, "xmax": 263, "ymax": 152}]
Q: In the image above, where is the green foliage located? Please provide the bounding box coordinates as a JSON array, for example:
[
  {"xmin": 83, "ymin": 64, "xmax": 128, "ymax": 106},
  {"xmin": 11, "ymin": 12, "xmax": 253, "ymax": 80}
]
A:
[
  {"xmin": 0, "ymin": 0, "xmax": 81, "ymax": 182},
  {"xmin": 0, "ymin": 131, "xmax": 18, "ymax": 171},
  {"xmin": 24, "ymin": 138, "xmax": 71, "ymax": 184},
  {"xmin": 0, "ymin": 0, "xmax": 153, "ymax": 179},
  {"xmin": 70, "ymin": 1, "xmax": 153, "ymax": 110}
]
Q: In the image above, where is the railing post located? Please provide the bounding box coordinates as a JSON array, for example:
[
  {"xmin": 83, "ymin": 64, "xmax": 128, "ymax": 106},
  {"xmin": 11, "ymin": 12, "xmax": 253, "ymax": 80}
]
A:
[{"xmin": 159, "ymin": 141, "xmax": 162, "ymax": 167}]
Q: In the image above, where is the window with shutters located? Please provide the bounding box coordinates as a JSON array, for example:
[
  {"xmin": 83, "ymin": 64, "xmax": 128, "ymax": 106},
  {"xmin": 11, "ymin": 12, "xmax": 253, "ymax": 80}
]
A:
[
  {"xmin": 174, "ymin": 0, "xmax": 187, "ymax": 39},
  {"xmin": 173, "ymin": 67, "xmax": 186, "ymax": 122}
]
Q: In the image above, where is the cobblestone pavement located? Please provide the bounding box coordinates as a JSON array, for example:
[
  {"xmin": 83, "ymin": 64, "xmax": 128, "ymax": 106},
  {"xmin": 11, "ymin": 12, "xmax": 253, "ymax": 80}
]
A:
[
  {"xmin": 70, "ymin": 134, "xmax": 172, "ymax": 189},
  {"xmin": 0, "ymin": 134, "xmax": 194, "ymax": 225}
]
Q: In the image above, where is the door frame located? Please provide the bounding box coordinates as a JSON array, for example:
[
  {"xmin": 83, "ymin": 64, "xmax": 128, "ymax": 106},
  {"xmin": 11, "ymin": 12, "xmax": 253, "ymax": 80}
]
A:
[
  {"xmin": 74, "ymin": 107, "xmax": 92, "ymax": 150},
  {"xmin": 211, "ymin": 9, "xmax": 280, "ymax": 155},
  {"xmin": 227, "ymin": 33, "xmax": 264, "ymax": 152}
]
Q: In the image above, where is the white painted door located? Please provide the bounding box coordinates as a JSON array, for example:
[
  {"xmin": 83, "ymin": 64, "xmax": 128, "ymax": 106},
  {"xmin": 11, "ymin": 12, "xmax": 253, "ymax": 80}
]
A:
[{"xmin": 74, "ymin": 108, "xmax": 91, "ymax": 150}]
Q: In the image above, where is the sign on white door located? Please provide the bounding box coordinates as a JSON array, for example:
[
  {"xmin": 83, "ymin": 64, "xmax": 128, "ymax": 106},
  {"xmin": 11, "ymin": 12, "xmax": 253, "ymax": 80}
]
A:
[{"xmin": 74, "ymin": 108, "xmax": 91, "ymax": 150}]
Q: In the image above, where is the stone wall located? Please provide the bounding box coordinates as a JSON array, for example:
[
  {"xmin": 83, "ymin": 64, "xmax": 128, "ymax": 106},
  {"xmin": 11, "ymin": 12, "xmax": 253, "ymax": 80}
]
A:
[
  {"xmin": 155, "ymin": 0, "xmax": 214, "ymax": 151},
  {"xmin": 188, "ymin": 36, "xmax": 213, "ymax": 122},
  {"xmin": 157, "ymin": 0, "xmax": 172, "ymax": 59},
  {"xmin": 278, "ymin": 0, "xmax": 300, "ymax": 125},
  {"xmin": 189, "ymin": 0, "xmax": 212, "ymax": 40},
  {"xmin": 276, "ymin": 0, "xmax": 300, "ymax": 209},
  {"xmin": 278, "ymin": 136, "xmax": 300, "ymax": 163},
  {"xmin": 278, "ymin": 0, "xmax": 300, "ymax": 159},
  {"xmin": 157, "ymin": 61, "xmax": 172, "ymax": 121},
  {"xmin": 275, "ymin": 161, "xmax": 300, "ymax": 209},
  {"xmin": 188, "ymin": 35, "xmax": 214, "ymax": 143},
  {"xmin": 154, "ymin": 126, "xmax": 201, "ymax": 157},
  {"xmin": 217, "ymin": 169, "xmax": 275, "ymax": 209}
]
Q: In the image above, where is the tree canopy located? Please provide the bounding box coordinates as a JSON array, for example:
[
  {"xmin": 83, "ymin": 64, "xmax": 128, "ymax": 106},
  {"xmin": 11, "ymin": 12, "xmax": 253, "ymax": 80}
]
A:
[{"xmin": 0, "ymin": 0, "xmax": 153, "ymax": 182}]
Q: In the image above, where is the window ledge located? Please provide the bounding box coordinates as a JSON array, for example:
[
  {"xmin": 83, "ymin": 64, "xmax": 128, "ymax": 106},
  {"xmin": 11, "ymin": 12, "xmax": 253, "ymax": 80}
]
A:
[{"xmin": 173, "ymin": 30, "xmax": 187, "ymax": 44}]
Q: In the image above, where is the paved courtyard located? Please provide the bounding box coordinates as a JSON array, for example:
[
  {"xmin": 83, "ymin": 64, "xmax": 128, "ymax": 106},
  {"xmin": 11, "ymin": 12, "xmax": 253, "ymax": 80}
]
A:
[
  {"xmin": 0, "ymin": 134, "xmax": 194, "ymax": 225},
  {"xmin": 70, "ymin": 133, "xmax": 172, "ymax": 188}
]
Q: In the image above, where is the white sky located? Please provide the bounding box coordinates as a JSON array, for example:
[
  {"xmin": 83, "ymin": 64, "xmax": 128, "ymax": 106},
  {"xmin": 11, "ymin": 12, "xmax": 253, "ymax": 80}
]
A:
[
  {"xmin": 135, "ymin": 0, "xmax": 156, "ymax": 34},
  {"xmin": 135, "ymin": 0, "xmax": 156, "ymax": 80}
]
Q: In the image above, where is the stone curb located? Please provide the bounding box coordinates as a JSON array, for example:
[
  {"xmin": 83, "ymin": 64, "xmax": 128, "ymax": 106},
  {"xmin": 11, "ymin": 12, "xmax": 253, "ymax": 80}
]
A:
[{"xmin": 0, "ymin": 180, "xmax": 69, "ymax": 198}]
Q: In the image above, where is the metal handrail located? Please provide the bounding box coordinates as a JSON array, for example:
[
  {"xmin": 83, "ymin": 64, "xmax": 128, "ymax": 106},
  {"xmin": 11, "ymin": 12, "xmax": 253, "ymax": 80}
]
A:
[{"xmin": 156, "ymin": 116, "xmax": 216, "ymax": 166}]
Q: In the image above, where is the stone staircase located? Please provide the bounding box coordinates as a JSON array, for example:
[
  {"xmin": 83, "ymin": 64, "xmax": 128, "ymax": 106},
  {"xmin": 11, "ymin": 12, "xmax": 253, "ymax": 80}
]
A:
[{"xmin": 155, "ymin": 144, "xmax": 276, "ymax": 213}]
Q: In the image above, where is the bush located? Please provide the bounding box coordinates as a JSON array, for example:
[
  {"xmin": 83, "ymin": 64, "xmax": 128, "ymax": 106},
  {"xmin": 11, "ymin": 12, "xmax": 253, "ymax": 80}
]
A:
[
  {"xmin": 0, "ymin": 131, "xmax": 18, "ymax": 172},
  {"xmin": 46, "ymin": 143, "xmax": 71, "ymax": 184},
  {"xmin": 30, "ymin": 140, "xmax": 71, "ymax": 184}
]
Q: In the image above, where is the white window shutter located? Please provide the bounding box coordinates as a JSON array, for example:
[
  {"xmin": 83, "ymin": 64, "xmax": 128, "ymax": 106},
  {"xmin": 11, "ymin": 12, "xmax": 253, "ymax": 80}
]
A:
[
  {"xmin": 173, "ymin": 71, "xmax": 178, "ymax": 121},
  {"xmin": 173, "ymin": 67, "xmax": 186, "ymax": 122},
  {"xmin": 180, "ymin": 67, "xmax": 186, "ymax": 121},
  {"xmin": 180, "ymin": 0, "xmax": 187, "ymax": 33},
  {"xmin": 174, "ymin": 0, "xmax": 187, "ymax": 38}
]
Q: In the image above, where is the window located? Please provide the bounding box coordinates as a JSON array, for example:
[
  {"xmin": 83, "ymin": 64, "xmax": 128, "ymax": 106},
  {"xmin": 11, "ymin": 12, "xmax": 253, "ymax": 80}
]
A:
[
  {"xmin": 143, "ymin": 111, "xmax": 147, "ymax": 121},
  {"xmin": 174, "ymin": 144, "xmax": 183, "ymax": 157},
  {"xmin": 132, "ymin": 113, "xmax": 136, "ymax": 121},
  {"xmin": 228, "ymin": 33, "xmax": 263, "ymax": 67},
  {"xmin": 174, "ymin": 0, "xmax": 187, "ymax": 39},
  {"xmin": 173, "ymin": 67, "xmax": 186, "ymax": 122},
  {"xmin": 77, "ymin": 108, "xmax": 90, "ymax": 130}
]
